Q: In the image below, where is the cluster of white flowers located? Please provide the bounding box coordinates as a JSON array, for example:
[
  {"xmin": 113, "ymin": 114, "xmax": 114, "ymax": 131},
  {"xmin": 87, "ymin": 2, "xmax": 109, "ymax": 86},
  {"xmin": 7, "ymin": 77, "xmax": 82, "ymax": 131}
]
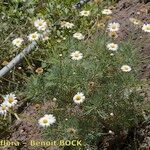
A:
[
  {"xmin": 38, "ymin": 10, "xmax": 90, "ymax": 128},
  {"xmin": 70, "ymin": 10, "xmax": 90, "ymax": 41},
  {"xmin": 106, "ymin": 22, "xmax": 132, "ymax": 72},
  {"xmin": 38, "ymin": 92, "xmax": 86, "ymax": 127},
  {"xmin": 108, "ymin": 22, "xmax": 150, "ymax": 33},
  {"xmin": 129, "ymin": 18, "xmax": 150, "ymax": 33},
  {"xmin": 10, "ymin": 4, "xmax": 146, "ymax": 130},
  {"xmin": 38, "ymin": 92, "xmax": 85, "ymax": 128},
  {"xmin": 28, "ymin": 19, "xmax": 47, "ymax": 41},
  {"xmin": 0, "ymin": 93, "xmax": 17, "ymax": 116},
  {"xmin": 12, "ymin": 18, "xmax": 48, "ymax": 46}
]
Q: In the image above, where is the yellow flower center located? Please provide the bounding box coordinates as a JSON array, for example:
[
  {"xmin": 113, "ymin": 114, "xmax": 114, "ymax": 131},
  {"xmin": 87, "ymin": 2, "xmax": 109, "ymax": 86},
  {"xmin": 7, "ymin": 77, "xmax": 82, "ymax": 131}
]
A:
[
  {"xmin": 146, "ymin": 26, "xmax": 150, "ymax": 31},
  {"xmin": 8, "ymin": 96, "xmax": 14, "ymax": 103},
  {"xmin": 32, "ymin": 34, "xmax": 37, "ymax": 39},
  {"xmin": 43, "ymin": 119, "xmax": 48, "ymax": 124},
  {"xmin": 112, "ymin": 26, "xmax": 117, "ymax": 29},
  {"xmin": 38, "ymin": 22, "xmax": 43, "ymax": 26},
  {"xmin": 2, "ymin": 106, "xmax": 6, "ymax": 110},
  {"xmin": 111, "ymin": 45, "xmax": 115, "ymax": 48},
  {"xmin": 134, "ymin": 20, "xmax": 139, "ymax": 24},
  {"xmin": 75, "ymin": 54, "xmax": 79, "ymax": 57},
  {"xmin": 124, "ymin": 67, "xmax": 128, "ymax": 70},
  {"xmin": 76, "ymin": 96, "xmax": 81, "ymax": 101},
  {"xmin": 16, "ymin": 40, "xmax": 20, "ymax": 43}
]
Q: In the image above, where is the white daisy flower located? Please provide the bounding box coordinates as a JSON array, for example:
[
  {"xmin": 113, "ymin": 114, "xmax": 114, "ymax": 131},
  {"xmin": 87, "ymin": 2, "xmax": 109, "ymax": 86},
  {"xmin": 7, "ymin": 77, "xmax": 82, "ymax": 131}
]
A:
[
  {"xmin": 73, "ymin": 32, "xmax": 84, "ymax": 40},
  {"xmin": 121, "ymin": 65, "xmax": 132, "ymax": 72},
  {"xmin": 102, "ymin": 9, "xmax": 112, "ymax": 15},
  {"xmin": 73, "ymin": 92, "xmax": 85, "ymax": 104},
  {"xmin": 70, "ymin": 51, "xmax": 83, "ymax": 60},
  {"xmin": 12, "ymin": 38, "xmax": 24, "ymax": 47},
  {"xmin": 4, "ymin": 93, "xmax": 17, "ymax": 108},
  {"xmin": 28, "ymin": 32, "xmax": 40, "ymax": 41},
  {"xmin": 38, "ymin": 116, "xmax": 51, "ymax": 127},
  {"xmin": 34, "ymin": 19, "xmax": 47, "ymax": 31},
  {"xmin": 108, "ymin": 22, "xmax": 120, "ymax": 32},
  {"xmin": 38, "ymin": 114, "xmax": 56, "ymax": 127},
  {"xmin": 142, "ymin": 24, "xmax": 150, "ymax": 33},
  {"xmin": 0, "ymin": 103, "xmax": 8, "ymax": 115},
  {"xmin": 107, "ymin": 43, "xmax": 118, "ymax": 51},
  {"xmin": 80, "ymin": 10, "xmax": 90, "ymax": 16},
  {"xmin": 60, "ymin": 21, "xmax": 74, "ymax": 29}
]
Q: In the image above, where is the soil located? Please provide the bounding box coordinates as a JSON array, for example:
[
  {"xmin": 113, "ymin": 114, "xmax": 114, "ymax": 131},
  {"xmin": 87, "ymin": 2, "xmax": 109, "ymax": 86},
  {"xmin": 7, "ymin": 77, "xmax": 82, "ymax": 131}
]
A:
[{"xmin": 0, "ymin": 0, "xmax": 149, "ymax": 150}]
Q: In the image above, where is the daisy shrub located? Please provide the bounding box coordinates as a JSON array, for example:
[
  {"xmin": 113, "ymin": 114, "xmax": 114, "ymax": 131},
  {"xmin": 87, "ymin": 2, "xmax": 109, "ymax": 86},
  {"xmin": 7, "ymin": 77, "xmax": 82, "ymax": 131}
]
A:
[
  {"xmin": 26, "ymin": 32, "xmax": 143, "ymax": 149},
  {"xmin": 0, "ymin": 0, "xmax": 147, "ymax": 149}
]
